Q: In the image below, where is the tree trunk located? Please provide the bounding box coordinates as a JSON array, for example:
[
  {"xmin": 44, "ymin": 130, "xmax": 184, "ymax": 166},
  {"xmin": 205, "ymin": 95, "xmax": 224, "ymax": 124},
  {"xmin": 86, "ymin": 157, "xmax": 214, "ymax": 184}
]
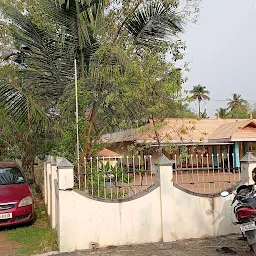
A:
[
  {"xmin": 152, "ymin": 117, "xmax": 162, "ymax": 155},
  {"xmin": 81, "ymin": 102, "xmax": 98, "ymax": 162},
  {"xmin": 21, "ymin": 157, "xmax": 35, "ymax": 180},
  {"xmin": 198, "ymin": 99, "xmax": 201, "ymax": 117}
]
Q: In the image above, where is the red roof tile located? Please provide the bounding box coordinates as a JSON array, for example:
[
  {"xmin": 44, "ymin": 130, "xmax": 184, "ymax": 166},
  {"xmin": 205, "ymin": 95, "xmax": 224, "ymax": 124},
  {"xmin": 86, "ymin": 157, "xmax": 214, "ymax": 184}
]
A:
[
  {"xmin": 96, "ymin": 148, "xmax": 123, "ymax": 157},
  {"xmin": 101, "ymin": 118, "xmax": 256, "ymax": 144}
]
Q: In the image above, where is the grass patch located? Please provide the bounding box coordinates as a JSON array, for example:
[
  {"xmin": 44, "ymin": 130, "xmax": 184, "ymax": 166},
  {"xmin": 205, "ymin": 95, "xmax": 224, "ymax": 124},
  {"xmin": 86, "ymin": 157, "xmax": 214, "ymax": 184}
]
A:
[{"xmin": 5, "ymin": 202, "xmax": 58, "ymax": 256}]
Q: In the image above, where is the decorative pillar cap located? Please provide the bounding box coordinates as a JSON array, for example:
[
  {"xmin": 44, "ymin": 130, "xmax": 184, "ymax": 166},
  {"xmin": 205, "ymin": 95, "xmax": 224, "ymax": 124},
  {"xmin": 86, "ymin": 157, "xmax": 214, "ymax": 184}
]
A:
[
  {"xmin": 240, "ymin": 152, "xmax": 256, "ymax": 163},
  {"xmin": 57, "ymin": 158, "xmax": 74, "ymax": 169},
  {"xmin": 156, "ymin": 154, "xmax": 175, "ymax": 166}
]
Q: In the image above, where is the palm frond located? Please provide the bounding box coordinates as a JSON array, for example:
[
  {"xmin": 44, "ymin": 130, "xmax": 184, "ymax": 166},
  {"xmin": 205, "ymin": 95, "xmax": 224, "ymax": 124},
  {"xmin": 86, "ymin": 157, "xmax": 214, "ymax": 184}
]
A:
[
  {"xmin": 88, "ymin": 43, "xmax": 134, "ymax": 90},
  {"xmin": 0, "ymin": 66, "xmax": 53, "ymax": 128},
  {"xmin": 0, "ymin": 2, "xmax": 77, "ymax": 104},
  {"xmin": 124, "ymin": 1, "xmax": 184, "ymax": 46},
  {"xmin": 227, "ymin": 93, "xmax": 248, "ymax": 110},
  {"xmin": 49, "ymin": 0, "xmax": 104, "ymax": 62}
]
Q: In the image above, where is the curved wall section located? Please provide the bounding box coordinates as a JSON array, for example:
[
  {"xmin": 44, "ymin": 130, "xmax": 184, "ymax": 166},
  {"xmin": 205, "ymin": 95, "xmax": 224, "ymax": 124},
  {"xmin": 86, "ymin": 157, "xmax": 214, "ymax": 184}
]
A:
[
  {"xmin": 74, "ymin": 182, "xmax": 159, "ymax": 203},
  {"xmin": 58, "ymin": 185, "xmax": 162, "ymax": 251}
]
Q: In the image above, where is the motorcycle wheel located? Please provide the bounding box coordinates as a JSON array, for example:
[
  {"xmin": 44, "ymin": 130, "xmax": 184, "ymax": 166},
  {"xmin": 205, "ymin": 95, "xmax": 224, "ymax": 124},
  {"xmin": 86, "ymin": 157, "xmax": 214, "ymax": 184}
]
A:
[{"xmin": 250, "ymin": 243, "xmax": 256, "ymax": 256}]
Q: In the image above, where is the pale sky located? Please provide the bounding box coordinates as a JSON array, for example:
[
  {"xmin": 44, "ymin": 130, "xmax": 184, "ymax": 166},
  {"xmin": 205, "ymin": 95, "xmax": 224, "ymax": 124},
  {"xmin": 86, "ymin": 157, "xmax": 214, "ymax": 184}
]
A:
[{"xmin": 181, "ymin": 0, "xmax": 256, "ymax": 117}]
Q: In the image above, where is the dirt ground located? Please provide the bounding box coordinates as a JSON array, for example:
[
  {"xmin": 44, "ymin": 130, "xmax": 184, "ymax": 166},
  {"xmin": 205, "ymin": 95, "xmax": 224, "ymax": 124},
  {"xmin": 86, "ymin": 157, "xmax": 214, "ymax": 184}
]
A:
[
  {"xmin": 0, "ymin": 232, "xmax": 19, "ymax": 256},
  {"xmin": 57, "ymin": 235, "xmax": 253, "ymax": 256}
]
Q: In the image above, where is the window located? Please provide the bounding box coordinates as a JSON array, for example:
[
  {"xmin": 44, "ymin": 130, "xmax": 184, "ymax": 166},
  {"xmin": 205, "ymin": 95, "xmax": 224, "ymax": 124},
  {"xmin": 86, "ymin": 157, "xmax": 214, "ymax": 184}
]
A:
[
  {"xmin": 0, "ymin": 167, "xmax": 25, "ymax": 185},
  {"xmin": 249, "ymin": 142, "xmax": 256, "ymax": 151}
]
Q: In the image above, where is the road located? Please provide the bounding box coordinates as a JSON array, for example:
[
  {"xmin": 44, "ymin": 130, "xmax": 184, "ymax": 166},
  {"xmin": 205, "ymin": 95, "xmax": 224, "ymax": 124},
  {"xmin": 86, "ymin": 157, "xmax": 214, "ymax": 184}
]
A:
[{"xmin": 56, "ymin": 235, "xmax": 252, "ymax": 256}]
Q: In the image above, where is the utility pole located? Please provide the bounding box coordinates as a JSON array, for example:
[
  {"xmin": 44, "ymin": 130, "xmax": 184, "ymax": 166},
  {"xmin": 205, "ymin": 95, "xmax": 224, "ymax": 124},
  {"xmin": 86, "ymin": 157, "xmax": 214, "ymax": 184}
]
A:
[{"xmin": 74, "ymin": 59, "xmax": 81, "ymax": 189}]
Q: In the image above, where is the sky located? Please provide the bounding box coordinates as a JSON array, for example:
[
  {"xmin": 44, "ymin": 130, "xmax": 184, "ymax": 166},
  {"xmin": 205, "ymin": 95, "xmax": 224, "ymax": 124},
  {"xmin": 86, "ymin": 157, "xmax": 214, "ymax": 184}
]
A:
[{"xmin": 181, "ymin": 0, "xmax": 256, "ymax": 117}]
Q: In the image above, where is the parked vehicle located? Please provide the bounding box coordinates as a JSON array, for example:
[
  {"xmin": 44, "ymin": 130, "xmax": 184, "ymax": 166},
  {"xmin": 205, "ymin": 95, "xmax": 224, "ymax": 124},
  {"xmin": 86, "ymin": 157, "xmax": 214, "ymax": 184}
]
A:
[
  {"xmin": 221, "ymin": 169, "xmax": 256, "ymax": 255},
  {"xmin": 0, "ymin": 162, "xmax": 34, "ymax": 227}
]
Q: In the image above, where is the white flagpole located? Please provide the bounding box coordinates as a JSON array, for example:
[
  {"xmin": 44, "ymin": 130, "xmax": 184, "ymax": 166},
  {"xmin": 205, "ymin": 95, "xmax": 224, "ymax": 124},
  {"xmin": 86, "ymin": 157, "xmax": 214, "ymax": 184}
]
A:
[{"xmin": 74, "ymin": 59, "xmax": 81, "ymax": 189}]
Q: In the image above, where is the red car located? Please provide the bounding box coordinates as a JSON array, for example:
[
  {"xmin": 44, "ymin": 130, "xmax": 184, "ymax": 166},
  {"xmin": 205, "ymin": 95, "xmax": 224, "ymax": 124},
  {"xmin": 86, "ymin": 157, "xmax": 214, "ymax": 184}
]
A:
[{"xmin": 0, "ymin": 162, "xmax": 34, "ymax": 227}]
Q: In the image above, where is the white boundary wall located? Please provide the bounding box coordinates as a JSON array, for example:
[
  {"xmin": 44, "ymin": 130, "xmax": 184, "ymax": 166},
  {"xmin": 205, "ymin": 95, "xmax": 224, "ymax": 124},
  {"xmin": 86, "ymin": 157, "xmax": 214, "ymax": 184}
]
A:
[{"xmin": 43, "ymin": 153, "xmax": 256, "ymax": 253}]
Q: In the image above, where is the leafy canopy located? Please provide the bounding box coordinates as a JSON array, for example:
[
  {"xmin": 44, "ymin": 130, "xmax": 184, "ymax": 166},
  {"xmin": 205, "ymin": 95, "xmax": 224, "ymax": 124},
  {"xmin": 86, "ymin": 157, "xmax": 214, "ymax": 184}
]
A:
[{"xmin": 0, "ymin": 0, "xmax": 199, "ymax": 163}]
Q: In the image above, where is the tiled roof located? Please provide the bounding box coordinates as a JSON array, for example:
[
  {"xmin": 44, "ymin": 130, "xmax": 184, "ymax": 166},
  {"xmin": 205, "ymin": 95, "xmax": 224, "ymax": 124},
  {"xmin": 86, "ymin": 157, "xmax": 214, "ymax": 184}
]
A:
[
  {"xmin": 233, "ymin": 126, "xmax": 256, "ymax": 139},
  {"xmin": 102, "ymin": 118, "xmax": 256, "ymax": 144},
  {"xmin": 139, "ymin": 118, "xmax": 239, "ymax": 142},
  {"xmin": 96, "ymin": 148, "xmax": 123, "ymax": 157},
  {"xmin": 208, "ymin": 121, "xmax": 246, "ymax": 140}
]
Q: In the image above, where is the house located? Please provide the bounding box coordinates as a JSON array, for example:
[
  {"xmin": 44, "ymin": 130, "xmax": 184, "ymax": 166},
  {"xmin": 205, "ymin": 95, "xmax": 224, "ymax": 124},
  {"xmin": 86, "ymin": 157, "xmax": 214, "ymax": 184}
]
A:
[
  {"xmin": 96, "ymin": 148, "xmax": 123, "ymax": 167},
  {"xmin": 101, "ymin": 117, "xmax": 256, "ymax": 169}
]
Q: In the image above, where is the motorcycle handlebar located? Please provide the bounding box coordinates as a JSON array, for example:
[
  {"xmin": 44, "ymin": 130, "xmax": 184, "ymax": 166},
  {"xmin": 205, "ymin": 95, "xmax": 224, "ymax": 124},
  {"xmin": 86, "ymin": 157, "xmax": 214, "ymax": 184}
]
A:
[{"xmin": 232, "ymin": 185, "xmax": 256, "ymax": 205}]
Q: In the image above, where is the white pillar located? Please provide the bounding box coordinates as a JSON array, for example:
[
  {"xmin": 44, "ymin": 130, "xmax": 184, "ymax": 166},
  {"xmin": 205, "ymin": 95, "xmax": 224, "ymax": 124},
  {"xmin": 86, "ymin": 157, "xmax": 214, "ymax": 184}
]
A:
[
  {"xmin": 240, "ymin": 152, "xmax": 256, "ymax": 184},
  {"xmin": 46, "ymin": 157, "xmax": 52, "ymax": 215},
  {"xmin": 159, "ymin": 155, "xmax": 174, "ymax": 242},
  {"xmin": 43, "ymin": 161, "xmax": 48, "ymax": 205},
  {"xmin": 51, "ymin": 158, "xmax": 57, "ymax": 229},
  {"xmin": 57, "ymin": 158, "xmax": 75, "ymax": 252}
]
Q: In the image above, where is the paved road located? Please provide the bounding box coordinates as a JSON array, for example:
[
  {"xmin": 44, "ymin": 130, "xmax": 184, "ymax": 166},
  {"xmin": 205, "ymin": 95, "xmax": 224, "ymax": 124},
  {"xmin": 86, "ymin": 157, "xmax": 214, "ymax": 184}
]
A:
[{"xmin": 56, "ymin": 235, "xmax": 252, "ymax": 256}]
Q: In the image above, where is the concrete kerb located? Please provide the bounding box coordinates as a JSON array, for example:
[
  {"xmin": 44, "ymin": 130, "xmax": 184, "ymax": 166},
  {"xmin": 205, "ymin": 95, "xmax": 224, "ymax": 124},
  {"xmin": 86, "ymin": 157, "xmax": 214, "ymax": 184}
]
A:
[{"xmin": 32, "ymin": 251, "xmax": 59, "ymax": 256}]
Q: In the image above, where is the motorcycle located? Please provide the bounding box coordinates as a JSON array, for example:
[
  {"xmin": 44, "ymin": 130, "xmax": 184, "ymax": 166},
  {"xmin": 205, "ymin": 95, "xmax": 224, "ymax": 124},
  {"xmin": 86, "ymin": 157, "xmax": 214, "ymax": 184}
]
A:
[{"xmin": 221, "ymin": 183, "xmax": 256, "ymax": 255}]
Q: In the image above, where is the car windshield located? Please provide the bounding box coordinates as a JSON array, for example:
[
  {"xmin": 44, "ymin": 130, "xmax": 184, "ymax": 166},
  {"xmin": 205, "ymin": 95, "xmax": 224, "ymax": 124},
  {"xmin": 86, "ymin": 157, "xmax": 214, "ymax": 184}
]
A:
[{"xmin": 0, "ymin": 167, "xmax": 25, "ymax": 185}]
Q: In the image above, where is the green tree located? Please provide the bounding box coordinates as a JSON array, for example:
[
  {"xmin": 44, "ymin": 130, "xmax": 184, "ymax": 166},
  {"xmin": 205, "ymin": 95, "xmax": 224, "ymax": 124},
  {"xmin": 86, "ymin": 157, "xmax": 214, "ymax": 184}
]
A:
[
  {"xmin": 251, "ymin": 106, "xmax": 256, "ymax": 119},
  {"xmin": 0, "ymin": 0, "xmax": 188, "ymax": 162},
  {"xmin": 189, "ymin": 84, "xmax": 210, "ymax": 117},
  {"xmin": 0, "ymin": 0, "xmax": 203, "ymax": 171},
  {"xmin": 0, "ymin": 65, "xmax": 56, "ymax": 177},
  {"xmin": 226, "ymin": 94, "xmax": 248, "ymax": 119},
  {"xmin": 215, "ymin": 108, "xmax": 230, "ymax": 118},
  {"xmin": 227, "ymin": 93, "xmax": 248, "ymax": 111},
  {"xmin": 55, "ymin": 47, "xmax": 192, "ymax": 159},
  {"xmin": 172, "ymin": 102, "xmax": 196, "ymax": 118},
  {"xmin": 230, "ymin": 105, "xmax": 249, "ymax": 119},
  {"xmin": 200, "ymin": 109, "xmax": 208, "ymax": 118}
]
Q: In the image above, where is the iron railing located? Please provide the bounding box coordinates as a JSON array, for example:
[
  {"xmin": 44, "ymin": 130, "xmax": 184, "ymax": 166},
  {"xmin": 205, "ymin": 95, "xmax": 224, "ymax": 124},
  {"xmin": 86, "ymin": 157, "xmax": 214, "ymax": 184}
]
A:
[
  {"xmin": 173, "ymin": 153, "xmax": 241, "ymax": 194},
  {"xmin": 79, "ymin": 156, "xmax": 156, "ymax": 199},
  {"xmin": 76, "ymin": 153, "xmax": 243, "ymax": 198}
]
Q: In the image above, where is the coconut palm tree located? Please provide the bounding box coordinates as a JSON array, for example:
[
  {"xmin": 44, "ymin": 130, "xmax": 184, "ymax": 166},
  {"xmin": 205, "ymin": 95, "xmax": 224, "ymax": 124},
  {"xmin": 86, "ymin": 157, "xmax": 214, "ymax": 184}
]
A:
[
  {"xmin": 215, "ymin": 108, "xmax": 230, "ymax": 118},
  {"xmin": 227, "ymin": 93, "xmax": 248, "ymax": 110},
  {"xmin": 0, "ymin": 0, "xmax": 184, "ymax": 159},
  {"xmin": 190, "ymin": 84, "xmax": 210, "ymax": 116}
]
